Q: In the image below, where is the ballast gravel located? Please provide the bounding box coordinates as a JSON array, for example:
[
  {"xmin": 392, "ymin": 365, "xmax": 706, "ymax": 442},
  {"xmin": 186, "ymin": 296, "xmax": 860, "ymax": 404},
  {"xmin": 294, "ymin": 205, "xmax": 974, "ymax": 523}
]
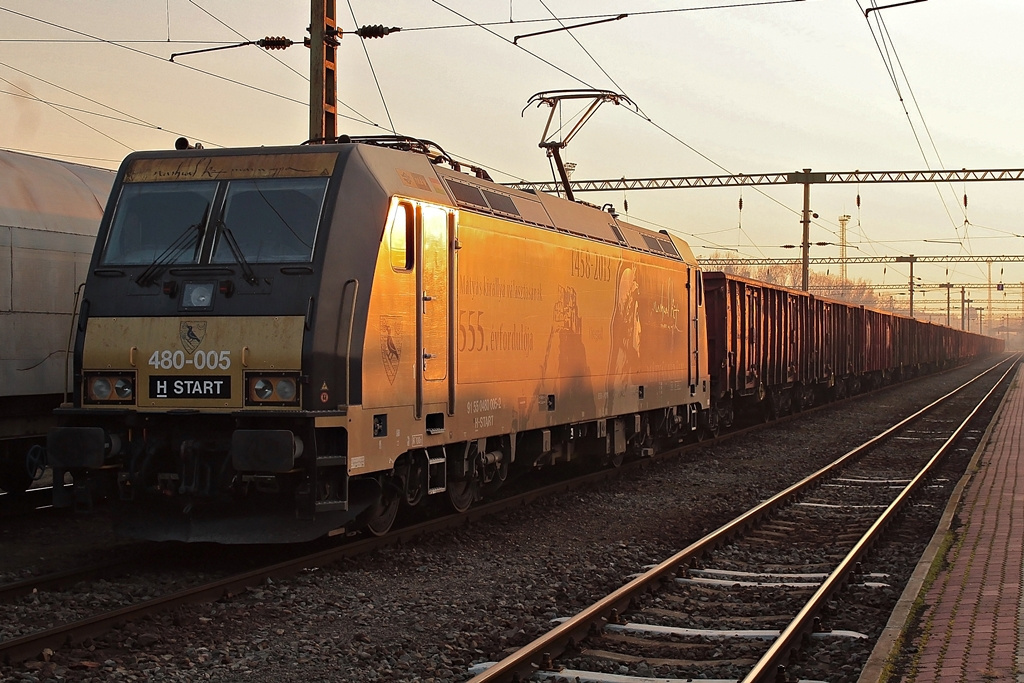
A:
[{"xmin": 0, "ymin": 361, "xmax": 996, "ymax": 682}]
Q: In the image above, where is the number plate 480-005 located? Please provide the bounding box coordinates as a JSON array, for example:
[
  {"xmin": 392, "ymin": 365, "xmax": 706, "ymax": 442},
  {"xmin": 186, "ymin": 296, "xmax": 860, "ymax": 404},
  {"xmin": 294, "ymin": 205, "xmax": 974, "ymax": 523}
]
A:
[{"xmin": 149, "ymin": 376, "xmax": 232, "ymax": 399}]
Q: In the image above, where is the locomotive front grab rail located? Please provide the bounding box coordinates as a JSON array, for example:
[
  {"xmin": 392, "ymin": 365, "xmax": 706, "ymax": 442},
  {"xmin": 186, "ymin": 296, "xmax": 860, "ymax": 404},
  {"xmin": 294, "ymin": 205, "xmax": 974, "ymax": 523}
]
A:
[{"xmin": 341, "ymin": 279, "xmax": 359, "ymax": 408}]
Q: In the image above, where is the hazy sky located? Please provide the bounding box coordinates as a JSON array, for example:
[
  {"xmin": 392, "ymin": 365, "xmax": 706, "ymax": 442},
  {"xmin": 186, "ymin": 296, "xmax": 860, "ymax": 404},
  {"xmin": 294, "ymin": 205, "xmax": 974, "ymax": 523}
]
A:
[{"xmin": 3, "ymin": 0, "xmax": 1023, "ymax": 326}]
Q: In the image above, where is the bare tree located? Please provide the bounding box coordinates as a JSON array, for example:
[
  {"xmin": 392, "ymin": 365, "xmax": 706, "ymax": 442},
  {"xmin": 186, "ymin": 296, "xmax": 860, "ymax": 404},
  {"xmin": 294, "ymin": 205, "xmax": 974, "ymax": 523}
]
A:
[{"xmin": 703, "ymin": 253, "xmax": 880, "ymax": 307}]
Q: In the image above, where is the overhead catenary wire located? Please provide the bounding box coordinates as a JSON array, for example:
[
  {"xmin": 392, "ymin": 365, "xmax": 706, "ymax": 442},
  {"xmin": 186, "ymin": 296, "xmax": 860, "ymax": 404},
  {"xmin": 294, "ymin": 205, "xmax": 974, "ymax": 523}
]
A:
[
  {"xmin": 0, "ymin": 146, "xmax": 123, "ymax": 163},
  {"xmin": 0, "ymin": 6, "xmax": 382, "ymax": 133},
  {"xmin": 2, "ymin": 2, "xmax": 1012, "ymax": 289},
  {"xmin": 187, "ymin": 0, "xmax": 307, "ymax": 82},
  {"xmin": 0, "ymin": 88, "xmax": 220, "ymax": 147},
  {"xmin": 405, "ymin": 1, "xmax": 808, "ymax": 32},
  {"xmin": 856, "ymin": 0, "xmax": 980, "ymax": 285},
  {"xmin": 532, "ymin": 2, "xmax": 852, "ymax": 257},
  {"xmin": 0, "ymin": 72, "xmax": 134, "ymax": 152},
  {"xmin": 345, "ymin": 0, "xmax": 396, "ymax": 134},
  {"xmin": 871, "ymin": 7, "xmax": 970, "ymax": 237},
  {"xmin": 0, "ymin": 58, "xmax": 152, "ymax": 130},
  {"xmin": 429, "ymin": 0, "xmax": 824, "ymax": 260},
  {"xmin": 175, "ymin": 0, "xmax": 382, "ymax": 128},
  {"xmin": 0, "ymin": 8, "xmax": 307, "ymax": 105},
  {"xmin": 0, "ymin": 0, "xmax": 881, "ymax": 266},
  {"xmin": 0, "ymin": 38, "xmax": 241, "ymax": 44}
]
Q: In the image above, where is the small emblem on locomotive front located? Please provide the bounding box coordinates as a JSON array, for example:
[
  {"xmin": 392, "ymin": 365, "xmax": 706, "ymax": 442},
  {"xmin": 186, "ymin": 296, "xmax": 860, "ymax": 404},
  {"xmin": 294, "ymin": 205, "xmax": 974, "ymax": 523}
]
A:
[
  {"xmin": 179, "ymin": 321, "xmax": 207, "ymax": 354},
  {"xmin": 380, "ymin": 315, "xmax": 403, "ymax": 385}
]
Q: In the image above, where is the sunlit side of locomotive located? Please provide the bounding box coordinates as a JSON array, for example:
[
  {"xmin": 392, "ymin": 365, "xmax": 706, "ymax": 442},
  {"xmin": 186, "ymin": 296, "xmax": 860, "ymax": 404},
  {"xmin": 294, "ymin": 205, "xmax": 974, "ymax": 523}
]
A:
[{"xmin": 46, "ymin": 140, "xmax": 711, "ymax": 542}]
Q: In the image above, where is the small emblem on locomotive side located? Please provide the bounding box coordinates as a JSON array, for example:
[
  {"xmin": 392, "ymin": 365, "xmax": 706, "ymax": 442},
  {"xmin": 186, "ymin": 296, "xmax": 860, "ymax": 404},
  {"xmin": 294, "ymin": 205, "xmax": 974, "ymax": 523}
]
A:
[
  {"xmin": 180, "ymin": 321, "xmax": 207, "ymax": 354},
  {"xmin": 380, "ymin": 315, "xmax": 403, "ymax": 385}
]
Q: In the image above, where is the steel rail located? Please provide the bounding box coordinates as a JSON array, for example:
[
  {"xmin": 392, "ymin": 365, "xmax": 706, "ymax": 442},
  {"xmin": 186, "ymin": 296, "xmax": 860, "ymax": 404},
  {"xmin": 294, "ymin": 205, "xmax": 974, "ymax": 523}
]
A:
[
  {"xmin": 0, "ymin": 457, "xmax": 685, "ymax": 665},
  {"xmin": 0, "ymin": 357, "xmax": 1005, "ymax": 667},
  {"xmin": 0, "ymin": 487, "xmax": 53, "ymax": 516},
  {"xmin": 465, "ymin": 355, "xmax": 1017, "ymax": 682},
  {"xmin": 0, "ymin": 556, "xmax": 142, "ymax": 604},
  {"xmin": 743, "ymin": 354, "xmax": 1020, "ymax": 682}
]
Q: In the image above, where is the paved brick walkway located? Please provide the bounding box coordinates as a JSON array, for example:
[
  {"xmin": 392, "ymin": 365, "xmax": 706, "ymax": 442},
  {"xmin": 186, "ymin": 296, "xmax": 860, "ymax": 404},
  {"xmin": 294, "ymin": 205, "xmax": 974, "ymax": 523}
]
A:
[{"xmin": 897, "ymin": 369, "xmax": 1024, "ymax": 682}]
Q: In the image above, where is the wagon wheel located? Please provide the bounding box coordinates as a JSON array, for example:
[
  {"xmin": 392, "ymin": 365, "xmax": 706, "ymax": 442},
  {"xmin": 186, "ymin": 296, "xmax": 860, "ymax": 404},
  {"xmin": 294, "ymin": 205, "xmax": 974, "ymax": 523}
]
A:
[
  {"xmin": 0, "ymin": 465, "xmax": 31, "ymax": 495},
  {"xmin": 803, "ymin": 385, "xmax": 816, "ymax": 409},
  {"xmin": 26, "ymin": 444, "xmax": 47, "ymax": 482},
  {"xmin": 756, "ymin": 383, "xmax": 773, "ymax": 423},
  {"xmin": 696, "ymin": 409, "xmax": 719, "ymax": 442},
  {"xmin": 366, "ymin": 476, "xmax": 401, "ymax": 536},
  {"xmin": 834, "ymin": 378, "xmax": 847, "ymax": 400},
  {"xmin": 0, "ymin": 443, "xmax": 32, "ymax": 495},
  {"xmin": 608, "ymin": 449, "xmax": 625, "ymax": 468},
  {"xmin": 792, "ymin": 385, "xmax": 806, "ymax": 413}
]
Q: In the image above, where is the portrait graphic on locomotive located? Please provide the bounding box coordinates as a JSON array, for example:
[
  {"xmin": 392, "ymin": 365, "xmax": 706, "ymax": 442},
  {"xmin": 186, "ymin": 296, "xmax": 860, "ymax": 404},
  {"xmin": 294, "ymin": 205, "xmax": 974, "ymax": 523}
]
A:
[{"xmin": 47, "ymin": 136, "xmax": 714, "ymax": 542}]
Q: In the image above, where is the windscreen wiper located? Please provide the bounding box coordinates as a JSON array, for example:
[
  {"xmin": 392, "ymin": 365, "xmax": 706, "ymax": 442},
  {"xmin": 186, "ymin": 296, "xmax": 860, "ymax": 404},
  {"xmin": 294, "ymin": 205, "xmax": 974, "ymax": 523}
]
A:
[
  {"xmin": 219, "ymin": 222, "xmax": 259, "ymax": 285},
  {"xmin": 136, "ymin": 205, "xmax": 209, "ymax": 287}
]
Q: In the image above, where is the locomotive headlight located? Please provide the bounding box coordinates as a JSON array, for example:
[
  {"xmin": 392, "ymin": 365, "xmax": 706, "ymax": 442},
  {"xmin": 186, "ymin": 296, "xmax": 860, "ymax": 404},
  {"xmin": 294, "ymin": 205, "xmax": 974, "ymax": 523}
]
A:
[
  {"xmin": 245, "ymin": 372, "xmax": 302, "ymax": 407},
  {"xmin": 91, "ymin": 377, "xmax": 112, "ymax": 400},
  {"xmin": 253, "ymin": 378, "xmax": 275, "ymax": 400},
  {"xmin": 84, "ymin": 372, "xmax": 137, "ymax": 405},
  {"xmin": 275, "ymin": 378, "xmax": 297, "ymax": 401},
  {"xmin": 181, "ymin": 281, "xmax": 215, "ymax": 310},
  {"xmin": 114, "ymin": 377, "xmax": 134, "ymax": 399}
]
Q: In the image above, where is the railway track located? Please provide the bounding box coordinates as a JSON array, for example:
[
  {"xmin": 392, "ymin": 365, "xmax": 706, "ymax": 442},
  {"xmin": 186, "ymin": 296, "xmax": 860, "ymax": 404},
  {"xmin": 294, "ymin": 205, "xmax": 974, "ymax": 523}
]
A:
[
  {"xmin": 466, "ymin": 356, "xmax": 1018, "ymax": 682},
  {"xmin": 0, "ymin": 487, "xmax": 55, "ymax": 518},
  {"xmin": 0, "ymin": 358, "xmax": 1011, "ymax": 671}
]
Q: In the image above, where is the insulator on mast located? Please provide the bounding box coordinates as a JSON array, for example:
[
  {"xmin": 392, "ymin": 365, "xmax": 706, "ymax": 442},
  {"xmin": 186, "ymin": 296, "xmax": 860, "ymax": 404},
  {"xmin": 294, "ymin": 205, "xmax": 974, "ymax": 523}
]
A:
[
  {"xmin": 258, "ymin": 36, "xmax": 293, "ymax": 50},
  {"xmin": 355, "ymin": 25, "xmax": 401, "ymax": 38}
]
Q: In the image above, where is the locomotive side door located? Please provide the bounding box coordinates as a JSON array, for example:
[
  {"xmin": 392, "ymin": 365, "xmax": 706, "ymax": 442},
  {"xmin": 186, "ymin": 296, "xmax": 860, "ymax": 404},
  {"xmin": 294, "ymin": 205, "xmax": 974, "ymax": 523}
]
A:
[
  {"xmin": 687, "ymin": 267, "xmax": 699, "ymax": 390},
  {"xmin": 417, "ymin": 204, "xmax": 453, "ymax": 419}
]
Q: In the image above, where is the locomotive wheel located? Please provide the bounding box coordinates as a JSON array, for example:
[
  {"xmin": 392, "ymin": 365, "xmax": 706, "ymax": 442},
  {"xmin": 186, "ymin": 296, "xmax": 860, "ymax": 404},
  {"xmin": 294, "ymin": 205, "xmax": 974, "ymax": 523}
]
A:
[
  {"xmin": 447, "ymin": 476, "xmax": 477, "ymax": 513},
  {"xmin": 403, "ymin": 452, "xmax": 428, "ymax": 507},
  {"xmin": 631, "ymin": 415, "xmax": 654, "ymax": 456},
  {"xmin": 366, "ymin": 478, "xmax": 401, "ymax": 536}
]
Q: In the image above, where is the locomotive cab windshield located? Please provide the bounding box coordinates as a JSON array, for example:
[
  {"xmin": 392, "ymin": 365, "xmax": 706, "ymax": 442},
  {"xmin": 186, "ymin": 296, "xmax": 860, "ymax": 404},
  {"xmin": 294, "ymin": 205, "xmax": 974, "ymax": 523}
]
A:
[{"xmin": 101, "ymin": 176, "xmax": 328, "ymax": 269}]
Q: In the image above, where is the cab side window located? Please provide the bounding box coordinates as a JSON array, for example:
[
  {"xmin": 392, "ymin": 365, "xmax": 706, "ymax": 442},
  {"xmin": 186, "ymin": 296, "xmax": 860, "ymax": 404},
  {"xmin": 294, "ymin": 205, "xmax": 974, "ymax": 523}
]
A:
[{"xmin": 389, "ymin": 202, "xmax": 414, "ymax": 271}]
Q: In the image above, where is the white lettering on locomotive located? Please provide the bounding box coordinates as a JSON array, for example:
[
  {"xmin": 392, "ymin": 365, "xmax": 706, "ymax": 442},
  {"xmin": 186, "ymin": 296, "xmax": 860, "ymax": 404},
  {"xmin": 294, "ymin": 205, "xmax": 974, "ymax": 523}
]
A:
[
  {"xmin": 467, "ymin": 397, "xmax": 502, "ymax": 414},
  {"xmin": 173, "ymin": 379, "xmax": 226, "ymax": 395},
  {"xmin": 148, "ymin": 349, "xmax": 231, "ymax": 370}
]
